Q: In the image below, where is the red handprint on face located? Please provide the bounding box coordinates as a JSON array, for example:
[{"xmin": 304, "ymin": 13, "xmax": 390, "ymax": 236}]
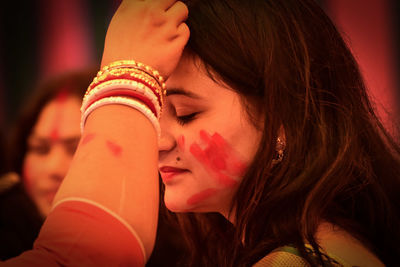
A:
[{"xmin": 189, "ymin": 130, "xmax": 247, "ymax": 188}]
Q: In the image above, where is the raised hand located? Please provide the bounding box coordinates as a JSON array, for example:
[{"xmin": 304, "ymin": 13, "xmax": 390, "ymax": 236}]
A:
[{"xmin": 101, "ymin": 0, "xmax": 190, "ymax": 79}]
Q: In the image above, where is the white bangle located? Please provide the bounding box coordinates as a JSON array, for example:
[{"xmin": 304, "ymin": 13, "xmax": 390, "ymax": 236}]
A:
[
  {"xmin": 81, "ymin": 79, "xmax": 161, "ymax": 119},
  {"xmin": 81, "ymin": 96, "xmax": 161, "ymax": 138}
]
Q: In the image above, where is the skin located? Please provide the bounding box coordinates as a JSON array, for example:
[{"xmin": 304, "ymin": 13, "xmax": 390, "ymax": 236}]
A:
[
  {"xmin": 8, "ymin": 1, "xmax": 385, "ymax": 265},
  {"xmin": 158, "ymin": 54, "xmax": 262, "ymax": 220},
  {"xmin": 91, "ymin": 1, "xmax": 385, "ymax": 265},
  {"xmin": 52, "ymin": 0, "xmax": 189, "ymax": 258},
  {"xmin": 158, "ymin": 55, "xmax": 385, "ymax": 265},
  {"xmin": 106, "ymin": 140, "xmax": 123, "ymax": 157},
  {"xmin": 23, "ymin": 94, "xmax": 81, "ymax": 217}
]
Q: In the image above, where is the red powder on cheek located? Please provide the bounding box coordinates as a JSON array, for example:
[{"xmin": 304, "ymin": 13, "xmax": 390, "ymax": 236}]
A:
[
  {"xmin": 189, "ymin": 143, "xmax": 209, "ymax": 165},
  {"xmin": 190, "ymin": 130, "xmax": 248, "ymax": 187},
  {"xmin": 191, "ymin": 140, "xmax": 227, "ymax": 171},
  {"xmin": 205, "ymin": 146, "xmax": 227, "ymax": 171},
  {"xmin": 231, "ymin": 161, "xmax": 247, "ymax": 176},
  {"xmin": 194, "ymin": 133, "xmax": 229, "ymax": 172},
  {"xmin": 211, "ymin": 157, "xmax": 227, "ymax": 170},
  {"xmin": 212, "ymin": 132, "xmax": 247, "ymax": 175},
  {"xmin": 211, "ymin": 132, "xmax": 227, "ymax": 146},
  {"xmin": 81, "ymin": 133, "xmax": 96, "ymax": 146},
  {"xmin": 199, "ymin": 130, "xmax": 211, "ymax": 143},
  {"xmin": 187, "ymin": 188, "xmax": 217, "ymax": 205},
  {"xmin": 106, "ymin": 140, "xmax": 123, "ymax": 157},
  {"xmin": 177, "ymin": 135, "xmax": 185, "ymax": 152}
]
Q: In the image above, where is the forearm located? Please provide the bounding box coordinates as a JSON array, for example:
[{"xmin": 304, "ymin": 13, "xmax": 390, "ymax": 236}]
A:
[
  {"xmin": 54, "ymin": 104, "xmax": 159, "ymax": 259},
  {"xmin": 1, "ymin": 0, "xmax": 189, "ymax": 264}
]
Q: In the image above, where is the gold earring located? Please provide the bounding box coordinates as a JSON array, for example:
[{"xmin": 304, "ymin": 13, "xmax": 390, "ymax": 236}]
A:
[{"xmin": 272, "ymin": 137, "xmax": 285, "ymax": 164}]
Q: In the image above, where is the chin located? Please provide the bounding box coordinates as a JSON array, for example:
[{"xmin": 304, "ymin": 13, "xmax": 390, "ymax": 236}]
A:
[
  {"xmin": 164, "ymin": 201, "xmax": 190, "ymax": 213},
  {"xmin": 164, "ymin": 200, "xmax": 214, "ymax": 214}
]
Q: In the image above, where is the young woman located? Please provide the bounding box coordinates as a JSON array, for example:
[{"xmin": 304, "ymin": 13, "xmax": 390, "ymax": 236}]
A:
[
  {"xmin": 2, "ymin": 0, "xmax": 399, "ymax": 266},
  {"xmin": 162, "ymin": 0, "xmax": 400, "ymax": 266}
]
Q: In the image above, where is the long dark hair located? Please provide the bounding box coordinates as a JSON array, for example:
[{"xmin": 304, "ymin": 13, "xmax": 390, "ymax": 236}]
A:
[{"xmin": 174, "ymin": 0, "xmax": 400, "ymax": 266}]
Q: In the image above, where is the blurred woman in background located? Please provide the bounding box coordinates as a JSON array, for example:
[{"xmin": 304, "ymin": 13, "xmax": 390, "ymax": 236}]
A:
[
  {"xmin": 0, "ymin": 69, "xmax": 187, "ymax": 265},
  {"xmin": 0, "ymin": 70, "xmax": 94, "ymax": 260}
]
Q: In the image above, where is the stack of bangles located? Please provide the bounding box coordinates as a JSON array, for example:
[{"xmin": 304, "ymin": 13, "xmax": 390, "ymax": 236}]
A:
[{"xmin": 80, "ymin": 60, "xmax": 166, "ymax": 137}]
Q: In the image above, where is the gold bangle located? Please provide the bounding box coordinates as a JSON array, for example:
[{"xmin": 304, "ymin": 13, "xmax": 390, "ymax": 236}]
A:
[
  {"xmin": 86, "ymin": 68, "xmax": 163, "ymax": 106},
  {"xmin": 101, "ymin": 60, "xmax": 166, "ymax": 94},
  {"xmin": 87, "ymin": 68, "xmax": 160, "ymax": 97}
]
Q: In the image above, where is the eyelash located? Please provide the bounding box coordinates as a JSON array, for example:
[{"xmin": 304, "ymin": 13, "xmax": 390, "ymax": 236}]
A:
[{"xmin": 176, "ymin": 113, "xmax": 198, "ymax": 125}]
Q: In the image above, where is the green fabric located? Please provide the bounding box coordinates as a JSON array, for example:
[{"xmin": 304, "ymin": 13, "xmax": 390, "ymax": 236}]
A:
[{"xmin": 253, "ymin": 245, "xmax": 350, "ymax": 267}]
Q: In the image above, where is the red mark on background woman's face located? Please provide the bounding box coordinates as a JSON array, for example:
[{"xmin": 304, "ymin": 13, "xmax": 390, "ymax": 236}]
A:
[
  {"xmin": 187, "ymin": 188, "xmax": 217, "ymax": 205},
  {"xmin": 189, "ymin": 130, "xmax": 247, "ymax": 187},
  {"xmin": 50, "ymin": 128, "xmax": 59, "ymax": 142},
  {"xmin": 177, "ymin": 135, "xmax": 185, "ymax": 152},
  {"xmin": 49, "ymin": 90, "xmax": 69, "ymax": 142},
  {"xmin": 106, "ymin": 140, "xmax": 123, "ymax": 157}
]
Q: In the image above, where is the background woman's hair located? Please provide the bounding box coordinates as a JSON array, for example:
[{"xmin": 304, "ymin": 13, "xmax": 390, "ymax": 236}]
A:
[
  {"xmin": 174, "ymin": 0, "xmax": 400, "ymax": 266},
  {"xmin": 6, "ymin": 69, "xmax": 96, "ymax": 177}
]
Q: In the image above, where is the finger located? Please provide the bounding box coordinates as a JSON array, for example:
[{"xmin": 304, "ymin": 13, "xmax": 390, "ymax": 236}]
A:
[
  {"xmin": 175, "ymin": 22, "xmax": 190, "ymax": 41},
  {"xmin": 168, "ymin": 22, "xmax": 189, "ymax": 45},
  {"xmin": 166, "ymin": 1, "xmax": 189, "ymax": 26},
  {"xmin": 152, "ymin": 0, "xmax": 177, "ymax": 11}
]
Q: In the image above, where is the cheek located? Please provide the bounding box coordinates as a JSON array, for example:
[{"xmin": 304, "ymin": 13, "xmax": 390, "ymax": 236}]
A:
[
  {"xmin": 186, "ymin": 188, "xmax": 218, "ymax": 206},
  {"xmin": 164, "ymin": 130, "xmax": 250, "ymax": 211},
  {"xmin": 188, "ymin": 130, "xmax": 248, "ymax": 188},
  {"xmin": 22, "ymin": 157, "xmax": 38, "ymax": 193},
  {"xmin": 177, "ymin": 135, "xmax": 185, "ymax": 152}
]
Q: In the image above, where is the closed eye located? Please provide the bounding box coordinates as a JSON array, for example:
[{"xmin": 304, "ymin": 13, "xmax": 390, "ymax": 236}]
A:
[
  {"xmin": 177, "ymin": 113, "xmax": 198, "ymax": 125},
  {"xmin": 28, "ymin": 144, "xmax": 50, "ymax": 155}
]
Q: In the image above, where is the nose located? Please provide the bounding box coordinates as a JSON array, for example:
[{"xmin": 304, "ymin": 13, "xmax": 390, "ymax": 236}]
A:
[
  {"xmin": 158, "ymin": 117, "xmax": 177, "ymax": 158},
  {"xmin": 45, "ymin": 145, "xmax": 71, "ymax": 183},
  {"xmin": 158, "ymin": 130, "xmax": 177, "ymax": 156}
]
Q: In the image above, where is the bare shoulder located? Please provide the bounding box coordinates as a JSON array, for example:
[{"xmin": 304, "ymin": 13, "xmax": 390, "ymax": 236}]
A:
[{"xmin": 315, "ymin": 222, "xmax": 385, "ymax": 267}]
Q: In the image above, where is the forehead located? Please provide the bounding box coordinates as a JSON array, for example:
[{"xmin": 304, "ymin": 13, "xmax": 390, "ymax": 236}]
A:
[
  {"xmin": 166, "ymin": 54, "xmax": 232, "ymax": 99},
  {"xmin": 32, "ymin": 95, "xmax": 81, "ymax": 138}
]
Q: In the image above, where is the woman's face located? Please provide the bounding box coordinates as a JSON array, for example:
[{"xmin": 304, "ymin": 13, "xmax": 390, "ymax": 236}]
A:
[
  {"xmin": 159, "ymin": 55, "xmax": 262, "ymax": 218},
  {"xmin": 22, "ymin": 93, "xmax": 81, "ymax": 217}
]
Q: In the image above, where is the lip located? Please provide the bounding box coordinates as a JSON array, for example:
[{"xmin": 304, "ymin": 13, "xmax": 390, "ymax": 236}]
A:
[{"xmin": 159, "ymin": 166, "xmax": 188, "ymax": 183}]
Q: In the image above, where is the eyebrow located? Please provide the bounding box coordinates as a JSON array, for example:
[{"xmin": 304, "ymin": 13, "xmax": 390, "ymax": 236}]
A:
[
  {"xmin": 166, "ymin": 88, "xmax": 201, "ymax": 99},
  {"xmin": 29, "ymin": 135, "xmax": 80, "ymax": 143}
]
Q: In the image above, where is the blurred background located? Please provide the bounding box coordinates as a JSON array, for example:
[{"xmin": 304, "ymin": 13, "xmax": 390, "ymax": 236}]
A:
[
  {"xmin": 0, "ymin": 0, "xmax": 399, "ymax": 131},
  {"xmin": 0, "ymin": 0, "xmax": 398, "ymax": 263}
]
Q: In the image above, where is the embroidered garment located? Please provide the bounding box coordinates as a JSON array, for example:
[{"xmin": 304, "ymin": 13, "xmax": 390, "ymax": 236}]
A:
[{"xmin": 253, "ymin": 245, "xmax": 351, "ymax": 267}]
